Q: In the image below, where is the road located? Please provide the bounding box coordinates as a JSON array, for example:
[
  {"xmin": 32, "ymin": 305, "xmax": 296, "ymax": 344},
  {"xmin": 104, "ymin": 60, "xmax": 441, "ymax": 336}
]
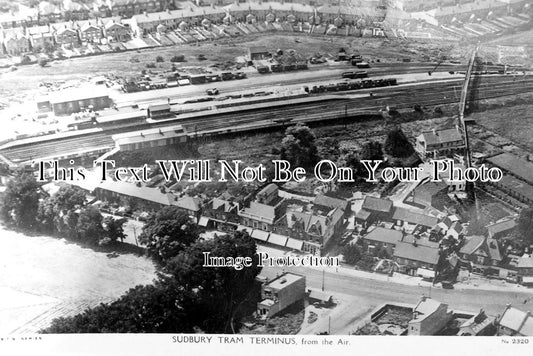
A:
[{"xmin": 259, "ymin": 263, "xmax": 533, "ymax": 332}]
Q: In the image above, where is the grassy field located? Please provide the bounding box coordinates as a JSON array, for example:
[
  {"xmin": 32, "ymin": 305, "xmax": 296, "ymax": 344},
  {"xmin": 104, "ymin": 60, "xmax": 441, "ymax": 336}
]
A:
[
  {"xmin": 486, "ymin": 28, "xmax": 533, "ymax": 47},
  {"xmin": 473, "ymin": 102, "xmax": 533, "ymax": 150}
]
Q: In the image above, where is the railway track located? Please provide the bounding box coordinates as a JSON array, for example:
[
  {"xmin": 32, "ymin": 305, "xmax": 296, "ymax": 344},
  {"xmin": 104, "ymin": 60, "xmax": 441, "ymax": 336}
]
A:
[{"xmin": 2, "ymin": 75, "xmax": 533, "ymax": 164}]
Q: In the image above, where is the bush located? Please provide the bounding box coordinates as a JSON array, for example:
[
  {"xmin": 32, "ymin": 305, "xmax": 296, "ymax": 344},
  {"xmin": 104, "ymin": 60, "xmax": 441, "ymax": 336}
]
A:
[
  {"xmin": 170, "ymin": 55, "xmax": 185, "ymax": 62},
  {"xmin": 38, "ymin": 58, "xmax": 49, "ymax": 67},
  {"xmin": 342, "ymin": 244, "xmax": 362, "ymax": 265},
  {"xmin": 146, "ymin": 63, "xmax": 156, "ymax": 68},
  {"xmin": 156, "ymin": 55, "xmax": 164, "ymax": 62}
]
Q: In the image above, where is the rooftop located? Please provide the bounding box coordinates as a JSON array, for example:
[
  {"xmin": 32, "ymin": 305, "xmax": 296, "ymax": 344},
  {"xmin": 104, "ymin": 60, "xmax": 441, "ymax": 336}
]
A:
[
  {"xmin": 265, "ymin": 272, "xmax": 304, "ymax": 291},
  {"xmin": 487, "ymin": 153, "xmax": 533, "ymax": 185},
  {"xmin": 45, "ymin": 86, "xmax": 110, "ymax": 104},
  {"xmin": 497, "ymin": 174, "xmax": 533, "ymax": 203},
  {"xmin": 364, "ymin": 227, "xmax": 403, "ymax": 245},
  {"xmin": 418, "ymin": 127, "xmax": 463, "ymax": 146},
  {"xmin": 314, "ymin": 194, "xmax": 349, "ymax": 211},
  {"xmin": 362, "ymin": 196, "xmax": 393, "ymax": 213},
  {"xmin": 392, "ymin": 207, "xmax": 438, "ymax": 228},
  {"xmin": 517, "ymin": 257, "xmax": 533, "ymax": 269},
  {"xmin": 487, "ymin": 219, "xmax": 517, "ymax": 238},
  {"xmin": 239, "ymin": 201, "xmax": 276, "ymax": 224},
  {"xmin": 112, "ymin": 125, "xmax": 185, "ymax": 146},
  {"xmin": 499, "ymin": 305, "xmax": 533, "ymax": 336},
  {"xmin": 394, "ymin": 242, "xmax": 440, "ymax": 265}
]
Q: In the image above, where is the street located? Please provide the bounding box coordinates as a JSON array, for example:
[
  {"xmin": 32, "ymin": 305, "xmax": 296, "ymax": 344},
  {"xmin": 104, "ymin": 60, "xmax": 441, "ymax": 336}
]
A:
[{"xmin": 258, "ymin": 249, "xmax": 533, "ymax": 334}]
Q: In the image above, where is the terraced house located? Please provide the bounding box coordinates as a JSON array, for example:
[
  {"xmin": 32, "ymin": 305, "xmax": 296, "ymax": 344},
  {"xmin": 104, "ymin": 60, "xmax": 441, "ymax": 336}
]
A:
[
  {"xmin": 79, "ymin": 21, "xmax": 104, "ymax": 43},
  {"xmin": 53, "ymin": 25, "xmax": 79, "ymax": 46},
  {"xmin": 1, "ymin": 32, "xmax": 30, "ymax": 55},
  {"xmin": 104, "ymin": 18, "xmax": 131, "ymax": 42}
]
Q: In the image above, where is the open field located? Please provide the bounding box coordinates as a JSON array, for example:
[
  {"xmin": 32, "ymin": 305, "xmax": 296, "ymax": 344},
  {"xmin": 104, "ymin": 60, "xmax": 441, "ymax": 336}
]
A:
[
  {"xmin": 469, "ymin": 93, "xmax": 533, "ymax": 151},
  {"xmin": 486, "ymin": 28, "xmax": 533, "ymax": 47},
  {"xmin": 0, "ymin": 225, "xmax": 156, "ymax": 334}
]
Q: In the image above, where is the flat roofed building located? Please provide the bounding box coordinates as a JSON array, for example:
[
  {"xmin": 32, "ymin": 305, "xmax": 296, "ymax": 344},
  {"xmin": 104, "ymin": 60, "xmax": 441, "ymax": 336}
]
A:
[
  {"xmin": 498, "ymin": 305, "xmax": 533, "ymax": 336},
  {"xmin": 112, "ymin": 125, "xmax": 187, "ymax": 151},
  {"xmin": 257, "ymin": 272, "xmax": 305, "ymax": 319}
]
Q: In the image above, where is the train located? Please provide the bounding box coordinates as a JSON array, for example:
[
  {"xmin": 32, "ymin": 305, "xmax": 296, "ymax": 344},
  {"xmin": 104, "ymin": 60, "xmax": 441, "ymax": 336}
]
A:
[
  {"xmin": 342, "ymin": 71, "xmax": 368, "ymax": 79},
  {"xmin": 257, "ymin": 63, "xmax": 309, "ymax": 74},
  {"xmin": 308, "ymin": 78, "xmax": 397, "ymax": 94}
]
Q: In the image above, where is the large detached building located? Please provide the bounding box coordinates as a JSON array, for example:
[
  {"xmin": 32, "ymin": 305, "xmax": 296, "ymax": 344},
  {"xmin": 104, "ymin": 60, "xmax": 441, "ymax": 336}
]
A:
[
  {"xmin": 415, "ymin": 127, "xmax": 464, "ymax": 158},
  {"xmin": 257, "ymin": 272, "xmax": 305, "ymax": 319},
  {"xmin": 38, "ymin": 88, "xmax": 112, "ymax": 115}
]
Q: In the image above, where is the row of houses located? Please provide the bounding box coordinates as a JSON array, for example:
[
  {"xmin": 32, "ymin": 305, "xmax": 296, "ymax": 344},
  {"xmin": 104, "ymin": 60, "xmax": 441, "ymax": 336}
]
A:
[
  {"xmin": 0, "ymin": 1, "xmax": 173, "ymax": 29},
  {"xmin": 1, "ymin": 17, "xmax": 131, "ymax": 55},
  {"xmin": 408, "ymin": 0, "xmax": 530, "ymax": 26},
  {"xmin": 202, "ymin": 183, "xmax": 347, "ymax": 255},
  {"xmin": 128, "ymin": 1, "xmax": 407, "ymax": 36},
  {"xmin": 1, "ymin": 1, "xmax": 411, "ymax": 54}
]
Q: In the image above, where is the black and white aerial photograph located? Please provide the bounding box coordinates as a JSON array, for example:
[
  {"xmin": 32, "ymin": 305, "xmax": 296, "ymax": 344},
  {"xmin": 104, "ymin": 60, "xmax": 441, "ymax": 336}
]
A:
[{"xmin": 0, "ymin": 0, "xmax": 533, "ymax": 352}]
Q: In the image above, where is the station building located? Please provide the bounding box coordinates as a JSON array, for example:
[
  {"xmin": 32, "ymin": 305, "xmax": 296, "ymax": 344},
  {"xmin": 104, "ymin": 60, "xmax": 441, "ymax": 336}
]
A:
[{"xmin": 112, "ymin": 125, "xmax": 187, "ymax": 151}]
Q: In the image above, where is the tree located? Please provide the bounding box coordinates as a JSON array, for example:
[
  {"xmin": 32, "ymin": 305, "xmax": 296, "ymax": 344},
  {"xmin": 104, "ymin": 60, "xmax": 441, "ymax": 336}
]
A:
[
  {"xmin": 337, "ymin": 150, "xmax": 362, "ymax": 177},
  {"xmin": 514, "ymin": 207, "xmax": 533, "ymax": 245},
  {"xmin": 42, "ymin": 284, "xmax": 190, "ymax": 333},
  {"xmin": 1, "ymin": 170, "xmax": 41, "ymax": 229},
  {"xmin": 161, "ymin": 231, "xmax": 261, "ymax": 332},
  {"xmin": 342, "ymin": 244, "xmax": 361, "ymax": 265},
  {"xmin": 384, "ymin": 128, "xmax": 414, "ymax": 158},
  {"xmin": 138, "ymin": 207, "xmax": 201, "ymax": 264},
  {"xmin": 359, "ymin": 141, "xmax": 383, "ymax": 161},
  {"xmin": 37, "ymin": 185, "xmax": 86, "ymax": 234},
  {"xmin": 76, "ymin": 206, "xmax": 104, "ymax": 245},
  {"xmin": 155, "ymin": 55, "xmax": 164, "ymax": 62},
  {"xmin": 41, "ymin": 231, "xmax": 261, "ymax": 333},
  {"xmin": 279, "ymin": 124, "xmax": 318, "ymax": 168},
  {"xmin": 317, "ymin": 137, "xmax": 340, "ymax": 161},
  {"xmin": 102, "ymin": 216, "xmax": 127, "ymax": 244}
]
